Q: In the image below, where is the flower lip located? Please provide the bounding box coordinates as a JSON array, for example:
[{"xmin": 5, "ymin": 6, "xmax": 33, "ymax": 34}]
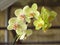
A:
[
  {"xmin": 30, "ymin": 12, "xmax": 35, "ymax": 18},
  {"xmin": 38, "ymin": 23, "xmax": 43, "ymax": 27},
  {"xmin": 19, "ymin": 14, "xmax": 25, "ymax": 20},
  {"xmin": 13, "ymin": 23, "xmax": 19, "ymax": 30}
]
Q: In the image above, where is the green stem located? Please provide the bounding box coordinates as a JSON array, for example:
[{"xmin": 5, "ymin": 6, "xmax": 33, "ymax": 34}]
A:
[{"xmin": 12, "ymin": 35, "xmax": 18, "ymax": 45}]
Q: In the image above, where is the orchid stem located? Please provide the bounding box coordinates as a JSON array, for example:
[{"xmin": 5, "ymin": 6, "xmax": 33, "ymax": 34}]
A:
[{"xmin": 12, "ymin": 35, "xmax": 18, "ymax": 45}]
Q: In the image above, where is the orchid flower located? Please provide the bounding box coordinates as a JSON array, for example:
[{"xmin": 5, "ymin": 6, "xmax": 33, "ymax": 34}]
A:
[
  {"xmin": 14, "ymin": 3, "xmax": 40, "ymax": 23},
  {"xmin": 7, "ymin": 3, "xmax": 57, "ymax": 41},
  {"xmin": 41, "ymin": 7, "xmax": 57, "ymax": 23},
  {"xmin": 14, "ymin": 9, "xmax": 25, "ymax": 21},
  {"xmin": 41, "ymin": 7, "xmax": 57, "ymax": 32},
  {"xmin": 33, "ymin": 17, "xmax": 44, "ymax": 30},
  {"xmin": 16, "ymin": 29, "xmax": 32, "ymax": 40},
  {"xmin": 14, "ymin": 7, "xmax": 31, "ymax": 23},
  {"xmin": 7, "ymin": 17, "xmax": 32, "ymax": 40},
  {"xmin": 23, "ymin": 3, "xmax": 40, "ymax": 22},
  {"xmin": 7, "ymin": 17, "xmax": 27, "ymax": 30},
  {"xmin": 7, "ymin": 17, "xmax": 28, "ymax": 39}
]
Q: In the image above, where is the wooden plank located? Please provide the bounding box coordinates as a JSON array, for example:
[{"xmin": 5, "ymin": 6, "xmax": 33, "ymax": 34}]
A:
[
  {"xmin": 9, "ymin": 31, "xmax": 14, "ymax": 43},
  {"xmin": 12, "ymin": 0, "xmax": 60, "ymax": 6},
  {"xmin": 12, "ymin": 0, "xmax": 44, "ymax": 7},
  {"xmin": 43, "ymin": 0, "xmax": 60, "ymax": 6},
  {"xmin": 0, "ymin": 11, "xmax": 6, "ymax": 27},
  {"xmin": 0, "ymin": 44, "xmax": 60, "ymax": 45},
  {"xmin": 21, "ymin": 29, "xmax": 60, "ymax": 42},
  {"xmin": 14, "ymin": 44, "xmax": 60, "ymax": 45},
  {"xmin": 0, "ymin": 30, "xmax": 5, "ymax": 42}
]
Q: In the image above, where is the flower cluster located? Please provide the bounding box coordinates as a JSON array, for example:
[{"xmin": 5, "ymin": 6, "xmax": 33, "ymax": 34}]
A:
[{"xmin": 7, "ymin": 3, "xmax": 57, "ymax": 41}]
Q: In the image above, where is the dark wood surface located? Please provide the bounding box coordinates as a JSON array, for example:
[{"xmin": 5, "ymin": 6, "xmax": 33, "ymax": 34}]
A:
[{"xmin": 0, "ymin": 0, "xmax": 60, "ymax": 45}]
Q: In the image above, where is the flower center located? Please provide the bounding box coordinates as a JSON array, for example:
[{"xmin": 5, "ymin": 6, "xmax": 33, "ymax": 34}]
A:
[
  {"xmin": 19, "ymin": 14, "xmax": 25, "ymax": 20},
  {"xmin": 38, "ymin": 24, "xmax": 42, "ymax": 27},
  {"xmin": 13, "ymin": 23, "xmax": 19, "ymax": 30},
  {"xmin": 30, "ymin": 12, "xmax": 35, "ymax": 18}
]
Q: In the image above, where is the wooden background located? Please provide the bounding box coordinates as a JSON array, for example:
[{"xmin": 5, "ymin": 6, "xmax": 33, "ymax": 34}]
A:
[{"xmin": 0, "ymin": 0, "xmax": 60, "ymax": 45}]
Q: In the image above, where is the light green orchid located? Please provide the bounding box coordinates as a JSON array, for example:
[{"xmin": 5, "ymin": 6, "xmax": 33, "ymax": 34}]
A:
[
  {"xmin": 14, "ymin": 3, "xmax": 40, "ymax": 23},
  {"xmin": 42, "ymin": 23, "xmax": 52, "ymax": 32},
  {"xmin": 14, "ymin": 6, "xmax": 31, "ymax": 23},
  {"xmin": 7, "ymin": 17, "xmax": 17, "ymax": 30},
  {"xmin": 31, "ymin": 3, "xmax": 40, "ymax": 19},
  {"xmin": 16, "ymin": 29, "xmax": 32, "ymax": 40},
  {"xmin": 20, "ymin": 29, "xmax": 32, "ymax": 40},
  {"xmin": 33, "ymin": 17, "xmax": 44, "ymax": 30},
  {"xmin": 49, "ymin": 11, "xmax": 57, "ymax": 22},
  {"xmin": 41, "ymin": 7, "xmax": 57, "ymax": 23},
  {"xmin": 23, "ymin": 3, "xmax": 40, "ymax": 19},
  {"xmin": 7, "ymin": 17, "xmax": 27, "ymax": 30},
  {"xmin": 7, "ymin": 17, "xmax": 27, "ymax": 38},
  {"xmin": 7, "ymin": 17, "xmax": 32, "ymax": 40},
  {"xmin": 40, "ymin": 7, "xmax": 57, "ymax": 32},
  {"xmin": 14, "ymin": 8, "xmax": 25, "ymax": 21},
  {"xmin": 7, "ymin": 3, "xmax": 57, "ymax": 41},
  {"xmin": 41, "ymin": 7, "xmax": 50, "ymax": 23}
]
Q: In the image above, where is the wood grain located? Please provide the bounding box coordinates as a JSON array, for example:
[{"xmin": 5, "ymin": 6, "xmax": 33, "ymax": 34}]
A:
[
  {"xmin": 14, "ymin": 44, "xmax": 60, "ymax": 45},
  {"xmin": 22, "ymin": 29, "xmax": 60, "ymax": 42},
  {"xmin": 0, "ymin": 11, "xmax": 6, "ymax": 27}
]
